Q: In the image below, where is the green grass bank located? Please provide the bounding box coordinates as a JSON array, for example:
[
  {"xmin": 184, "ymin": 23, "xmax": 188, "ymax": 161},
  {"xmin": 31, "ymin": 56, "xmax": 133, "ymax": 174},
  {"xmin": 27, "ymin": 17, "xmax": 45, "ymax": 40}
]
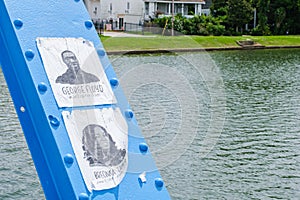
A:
[{"xmin": 100, "ymin": 35, "xmax": 300, "ymax": 54}]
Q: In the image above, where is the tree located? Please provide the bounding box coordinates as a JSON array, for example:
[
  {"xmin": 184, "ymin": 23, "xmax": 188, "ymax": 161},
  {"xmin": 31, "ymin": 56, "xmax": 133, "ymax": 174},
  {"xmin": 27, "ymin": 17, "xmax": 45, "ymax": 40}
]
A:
[
  {"xmin": 210, "ymin": 0, "xmax": 228, "ymax": 17},
  {"xmin": 210, "ymin": 0, "xmax": 229, "ymax": 33},
  {"xmin": 274, "ymin": 7, "xmax": 286, "ymax": 34},
  {"xmin": 255, "ymin": 0, "xmax": 271, "ymax": 35},
  {"xmin": 227, "ymin": 0, "xmax": 253, "ymax": 33},
  {"xmin": 268, "ymin": 0, "xmax": 300, "ymax": 34}
]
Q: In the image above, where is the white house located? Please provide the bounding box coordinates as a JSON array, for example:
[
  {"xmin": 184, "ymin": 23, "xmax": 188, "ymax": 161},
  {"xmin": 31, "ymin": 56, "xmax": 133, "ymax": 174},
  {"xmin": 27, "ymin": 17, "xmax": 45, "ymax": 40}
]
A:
[
  {"xmin": 83, "ymin": 0, "xmax": 206, "ymax": 30},
  {"xmin": 83, "ymin": 0, "xmax": 144, "ymax": 30},
  {"xmin": 144, "ymin": 0, "xmax": 206, "ymax": 20}
]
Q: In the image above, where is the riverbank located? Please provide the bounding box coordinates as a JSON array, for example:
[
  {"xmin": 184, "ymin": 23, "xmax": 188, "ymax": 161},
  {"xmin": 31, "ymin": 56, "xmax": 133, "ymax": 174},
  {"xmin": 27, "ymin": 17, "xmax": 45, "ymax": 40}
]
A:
[{"xmin": 100, "ymin": 33, "xmax": 300, "ymax": 55}]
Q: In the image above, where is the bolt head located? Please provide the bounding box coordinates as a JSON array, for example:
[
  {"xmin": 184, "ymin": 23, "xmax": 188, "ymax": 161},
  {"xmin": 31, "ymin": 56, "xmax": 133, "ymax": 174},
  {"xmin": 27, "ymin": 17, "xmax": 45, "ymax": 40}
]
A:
[
  {"xmin": 85, "ymin": 21, "xmax": 93, "ymax": 29},
  {"xmin": 48, "ymin": 115, "xmax": 60, "ymax": 127},
  {"xmin": 155, "ymin": 178, "xmax": 164, "ymax": 188},
  {"xmin": 139, "ymin": 143, "xmax": 148, "ymax": 153},
  {"xmin": 110, "ymin": 78, "xmax": 119, "ymax": 87},
  {"xmin": 78, "ymin": 193, "xmax": 89, "ymax": 200},
  {"xmin": 13, "ymin": 19, "xmax": 23, "ymax": 29},
  {"xmin": 38, "ymin": 82, "xmax": 48, "ymax": 93},
  {"xmin": 125, "ymin": 110, "xmax": 134, "ymax": 119},
  {"xmin": 25, "ymin": 50, "xmax": 35, "ymax": 61},
  {"xmin": 64, "ymin": 154, "xmax": 74, "ymax": 164}
]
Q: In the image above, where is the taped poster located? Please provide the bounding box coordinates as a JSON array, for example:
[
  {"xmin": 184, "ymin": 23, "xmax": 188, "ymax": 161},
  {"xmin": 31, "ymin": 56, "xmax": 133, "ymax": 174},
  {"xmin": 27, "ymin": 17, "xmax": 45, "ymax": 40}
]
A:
[
  {"xmin": 62, "ymin": 108, "xmax": 128, "ymax": 191},
  {"xmin": 36, "ymin": 37, "xmax": 116, "ymax": 107}
]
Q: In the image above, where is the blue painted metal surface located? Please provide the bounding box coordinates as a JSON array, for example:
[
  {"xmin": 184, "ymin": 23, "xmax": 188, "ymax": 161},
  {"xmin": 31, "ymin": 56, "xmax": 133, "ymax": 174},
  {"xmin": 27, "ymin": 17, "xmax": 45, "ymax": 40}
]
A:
[{"xmin": 0, "ymin": 0, "xmax": 170, "ymax": 199}]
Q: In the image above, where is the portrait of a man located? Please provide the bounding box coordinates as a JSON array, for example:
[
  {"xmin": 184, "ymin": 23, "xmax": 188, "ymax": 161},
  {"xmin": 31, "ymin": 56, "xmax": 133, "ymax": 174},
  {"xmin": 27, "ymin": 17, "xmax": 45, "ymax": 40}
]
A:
[
  {"xmin": 56, "ymin": 50, "xmax": 100, "ymax": 84},
  {"xmin": 82, "ymin": 124, "xmax": 126, "ymax": 167}
]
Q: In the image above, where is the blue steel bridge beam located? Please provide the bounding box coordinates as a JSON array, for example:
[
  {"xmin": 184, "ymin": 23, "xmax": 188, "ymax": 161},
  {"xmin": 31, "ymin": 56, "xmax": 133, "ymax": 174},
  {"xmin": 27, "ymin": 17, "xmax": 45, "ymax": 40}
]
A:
[{"xmin": 0, "ymin": 0, "xmax": 170, "ymax": 199}]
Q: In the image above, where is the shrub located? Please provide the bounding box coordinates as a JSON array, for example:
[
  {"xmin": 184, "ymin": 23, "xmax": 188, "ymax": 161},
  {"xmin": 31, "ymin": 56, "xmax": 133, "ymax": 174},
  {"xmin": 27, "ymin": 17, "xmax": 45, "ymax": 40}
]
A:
[
  {"xmin": 251, "ymin": 25, "xmax": 271, "ymax": 36},
  {"xmin": 153, "ymin": 14, "xmax": 226, "ymax": 36}
]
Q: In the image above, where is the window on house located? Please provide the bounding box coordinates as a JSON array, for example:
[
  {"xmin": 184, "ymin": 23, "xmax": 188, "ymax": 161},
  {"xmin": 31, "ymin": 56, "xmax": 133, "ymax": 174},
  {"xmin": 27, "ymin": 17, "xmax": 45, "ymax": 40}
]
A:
[
  {"xmin": 109, "ymin": 3, "xmax": 112, "ymax": 12},
  {"xmin": 187, "ymin": 4, "xmax": 195, "ymax": 15},
  {"xmin": 127, "ymin": 2, "xmax": 130, "ymax": 10},
  {"xmin": 145, "ymin": 2, "xmax": 149, "ymax": 15}
]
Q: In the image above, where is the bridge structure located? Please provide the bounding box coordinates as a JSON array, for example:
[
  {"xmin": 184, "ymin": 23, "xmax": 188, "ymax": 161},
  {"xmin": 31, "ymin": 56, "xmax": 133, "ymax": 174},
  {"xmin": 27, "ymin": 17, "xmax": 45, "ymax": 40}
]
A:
[{"xmin": 0, "ymin": 0, "xmax": 170, "ymax": 199}]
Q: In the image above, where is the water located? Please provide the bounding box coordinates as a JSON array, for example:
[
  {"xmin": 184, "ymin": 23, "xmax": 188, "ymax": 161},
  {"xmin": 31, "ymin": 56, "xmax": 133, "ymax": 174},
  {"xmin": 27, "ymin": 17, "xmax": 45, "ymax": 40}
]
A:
[
  {"xmin": 1, "ymin": 49, "xmax": 300, "ymax": 199},
  {"xmin": 0, "ymin": 72, "xmax": 45, "ymax": 199}
]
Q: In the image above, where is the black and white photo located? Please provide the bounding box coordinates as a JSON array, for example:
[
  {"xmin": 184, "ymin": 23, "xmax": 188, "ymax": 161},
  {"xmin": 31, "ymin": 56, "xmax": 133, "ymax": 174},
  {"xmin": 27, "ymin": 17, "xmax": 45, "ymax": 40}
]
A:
[
  {"xmin": 62, "ymin": 108, "xmax": 128, "ymax": 191},
  {"xmin": 56, "ymin": 50, "xmax": 100, "ymax": 85},
  {"xmin": 37, "ymin": 37, "xmax": 116, "ymax": 107}
]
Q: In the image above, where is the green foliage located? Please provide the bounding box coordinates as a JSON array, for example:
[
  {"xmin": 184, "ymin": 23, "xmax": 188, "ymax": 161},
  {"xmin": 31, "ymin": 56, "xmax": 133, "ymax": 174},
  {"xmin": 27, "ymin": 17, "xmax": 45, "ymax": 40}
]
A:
[
  {"xmin": 254, "ymin": 0, "xmax": 300, "ymax": 35},
  {"xmin": 211, "ymin": 0, "xmax": 255, "ymax": 34},
  {"xmin": 154, "ymin": 14, "xmax": 225, "ymax": 36},
  {"xmin": 210, "ymin": 0, "xmax": 228, "ymax": 17},
  {"xmin": 267, "ymin": 0, "xmax": 300, "ymax": 34},
  {"xmin": 153, "ymin": 0, "xmax": 300, "ymax": 36},
  {"xmin": 273, "ymin": 7, "xmax": 286, "ymax": 34},
  {"xmin": 251, "ymin": 25, "xmax": 271, "ymax": 35},
  {"xmin": 211, "ymin": 0, "xmax": 300, "ymax": 35},
  {"xmin": 227, "ymin": 0, "xmax": 253, "ymax": 32}
]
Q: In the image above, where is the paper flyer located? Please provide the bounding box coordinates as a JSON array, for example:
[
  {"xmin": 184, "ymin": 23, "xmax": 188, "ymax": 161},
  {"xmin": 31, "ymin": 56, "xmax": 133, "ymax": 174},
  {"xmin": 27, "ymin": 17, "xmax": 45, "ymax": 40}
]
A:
[
  {"xmin": 62, "ymin": 108, "xmax": 128, "ymax": 191},
  {"xmin": 36, "ymin": 37, "xmax": 116, "ymax": 107}
]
